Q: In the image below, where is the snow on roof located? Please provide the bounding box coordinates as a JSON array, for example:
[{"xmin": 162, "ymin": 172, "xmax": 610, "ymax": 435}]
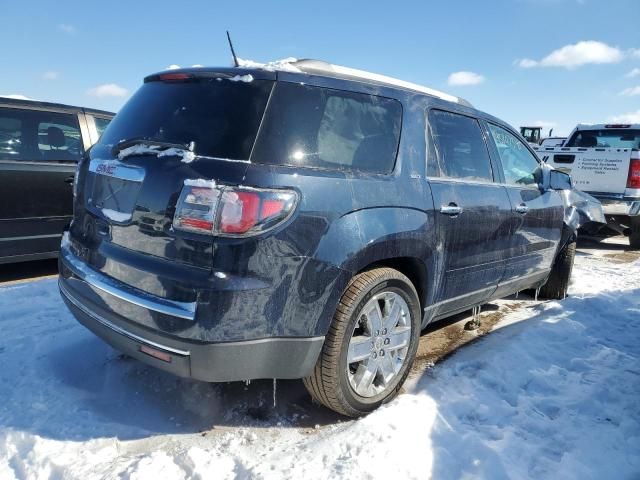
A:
[
  {"xmin": 294, "ymin": 60, "xmax": 465, "ymax": 105},
  {"xmin": 233, "ymin": 57, "xmax": 469, "ymax": 106},
  {"xmin": 236, "ymin": 57, "xmax": 302, "ymax": 73}
]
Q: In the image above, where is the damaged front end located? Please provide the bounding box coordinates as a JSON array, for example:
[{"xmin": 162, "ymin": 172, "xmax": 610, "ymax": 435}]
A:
[
  {"xmin": 559, "ymin": 188, "xmax": 606, "ymax": 235},
  {"xmin": 541, "ymin": 163, "xmax": 605, "ymax": 246}
]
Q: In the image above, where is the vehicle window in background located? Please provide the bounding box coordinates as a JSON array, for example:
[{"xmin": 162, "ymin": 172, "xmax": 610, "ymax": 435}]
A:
[
  {"xmin": 565, "ymin": 129, "xmax": 640, "ymax": 149},
  {"xmin": 521, "ymin": 127, "xmax": 540, "ymax": 144},
  {"xmin": 540, "ymin": 137, "xmax": 565, "ymax": 148},
  {"xmin": 96, "ymin": 78, "xmax": 273, "ymax": 160},
  {"xmin": 0, "ymin": 112, "xmax": 22, "ymax": 160},
  {"xmin": 488, "ymin": 123, "xmax": 541, "ymax": 187},
  {"xmin": 0, "ymin": 108, "xmax": 81, "ymax": 162},
  {"xmin": 94, "ymin": 117, "xmax": 111, "ymax": 138},
  {"xmin": 36, "ymin": 111, "xmax": 83, "ymax": 161},
  {"xmin": 428, "ymin": 109, "xmax": 493, "ymax": 181},
  {"xmin": 251, "ymin": 82, "xmax": 402, "ymax": 174}
]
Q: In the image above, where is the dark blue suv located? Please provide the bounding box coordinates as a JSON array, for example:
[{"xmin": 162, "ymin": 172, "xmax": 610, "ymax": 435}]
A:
[{"xmin": 58, "ymin": 60, "xmax": 595, "ymax": 416}]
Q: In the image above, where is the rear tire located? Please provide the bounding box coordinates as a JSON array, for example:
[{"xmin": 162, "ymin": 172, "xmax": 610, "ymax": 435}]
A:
[
  {"xmin": 303, "ymin": 268, "xmax": 421, "ymax": 417},
  {"xmin": 539, "ymin": 241, "xmax": 576, "ymax": 300},
  {"xmin": 630, "ymin": 219, "xmax": 640, "ymax": 250}
]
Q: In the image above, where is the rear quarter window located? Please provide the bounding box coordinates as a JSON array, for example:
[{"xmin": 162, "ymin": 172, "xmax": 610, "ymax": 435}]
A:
[{"xmin": 251, "ymin": 83, "xmax": 402, "ymax": 174}]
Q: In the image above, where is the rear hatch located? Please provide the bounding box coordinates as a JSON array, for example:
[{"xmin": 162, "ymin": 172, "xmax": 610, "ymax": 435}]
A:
[{"xmin": 72, "ymin": 69, "xmax": 275, "ymax": 277}]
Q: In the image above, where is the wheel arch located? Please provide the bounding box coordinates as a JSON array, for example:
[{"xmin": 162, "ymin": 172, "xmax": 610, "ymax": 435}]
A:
[{"xmin": 357, "ymin": 256, "xmax": 428, "ymax": 314}]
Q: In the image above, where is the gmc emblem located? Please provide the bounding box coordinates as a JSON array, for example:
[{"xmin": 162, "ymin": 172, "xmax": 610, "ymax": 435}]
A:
[{"xmin": 95, "ymin": 164, "xmax": 117, "ymax": 176}]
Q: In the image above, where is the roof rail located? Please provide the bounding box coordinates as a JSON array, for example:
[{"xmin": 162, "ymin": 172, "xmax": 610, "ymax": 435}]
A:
[{"xmin": 291, "ymin": 59, "xmax": 472, "ymax": 107}]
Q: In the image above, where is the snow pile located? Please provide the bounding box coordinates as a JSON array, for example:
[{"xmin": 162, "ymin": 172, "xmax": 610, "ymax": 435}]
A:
[
  {"xmin": 184, "ymin": 178, "xmax": 216, "ymax": 189},
  {"xmin": 0, "ymin": 94, "xmax": 34, "ymax": 101},
  {"xmin": 236, "ymin": 57, "xmax": 301, "ymax": 73},
  {"xmin": 228, "ymin": 74, "xmax": 254, "ymax": 83},
  {"xmin": 158, "ymin": 148, "xmax": 196, "ymax": 164},
  {"xmin": 100, "ymin": 208, "xmax": 131, "ymax": 223},
  {"xmin": 0, "ymin": 251, "xmax": 638, "ymax": 479},
  {"xmin": 117, "ymin": 144, "xmax": 196, "ymax": 164}
]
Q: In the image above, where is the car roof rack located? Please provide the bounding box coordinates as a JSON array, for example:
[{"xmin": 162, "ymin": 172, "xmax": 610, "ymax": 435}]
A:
[{"xmin": 290, "ymin": 59, "xmax": 473, "ymax": 108}]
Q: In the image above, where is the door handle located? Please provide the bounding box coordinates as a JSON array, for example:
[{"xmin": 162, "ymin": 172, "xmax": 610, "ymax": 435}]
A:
[
  {"xmin": 515, "ymin": 204, "xmax": 529, "ymax": 214},
  {"xmin": 440, "ymin": 204, "xmax": 462, "ymax": 216},
  {"xmin": 64, "ymin": 175, "xmax": 75, "ymax": 184}
]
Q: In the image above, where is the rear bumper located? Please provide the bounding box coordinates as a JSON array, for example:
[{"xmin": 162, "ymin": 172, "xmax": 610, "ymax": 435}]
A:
[
  {"xmin": 591, "ymin": 197, "xmax": 640, "ymax": 217},
  {"xmin": 58, "ymin": 242, "xmax": 324, "ymax": 382},
  {"xmin": 601, "ymin": 200, "xmax": 640, "ymax": 217}
]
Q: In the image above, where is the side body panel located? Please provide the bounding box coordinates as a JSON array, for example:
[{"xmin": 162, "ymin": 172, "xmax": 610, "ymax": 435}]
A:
[
  {"xmin": 429, "ymin": 179, "xmax": 512, "ymax": 315},
  {"xmin": 0, "ymin": 106, "xmax": 82, "ymax": 261}
]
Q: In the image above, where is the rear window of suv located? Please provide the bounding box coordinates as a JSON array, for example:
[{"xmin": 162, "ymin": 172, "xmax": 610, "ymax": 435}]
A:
[
  {"xmin": 252, "ymin": 82, "xmax": 402, "ymax": 174},
  {"xmin": 96, "ymin": 78, "xmax": 274, "ymax": 160},
  {"xmin": 95, "ymin": 77, "xmax": 402, "ymax": 174}
]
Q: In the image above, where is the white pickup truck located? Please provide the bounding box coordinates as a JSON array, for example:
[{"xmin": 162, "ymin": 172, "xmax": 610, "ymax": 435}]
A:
[{"xmin": 534, "ymin": 123, "xmax": 640, "ymax": 248}]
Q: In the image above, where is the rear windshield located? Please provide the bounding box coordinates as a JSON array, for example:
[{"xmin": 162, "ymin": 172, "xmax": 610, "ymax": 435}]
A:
[
  {"xmin": 95, "ymin": 78, "xmax": 273, "ymax": 160},
  {"xmin": 565, "ymin": 129, "xmax": 640, "ymax": 149},
  {"xmin": 251, "ymin": 82, "xmax": 402, "ymax": 174},
  {"xmin": 94, "ymin": 78, "xmax": 402, "ymax": 173}
]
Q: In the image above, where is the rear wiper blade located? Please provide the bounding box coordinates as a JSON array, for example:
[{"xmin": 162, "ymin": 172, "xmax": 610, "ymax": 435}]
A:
[{"xmin": 111, "ymin": 137, "xmax": 190, "ymax": 157}]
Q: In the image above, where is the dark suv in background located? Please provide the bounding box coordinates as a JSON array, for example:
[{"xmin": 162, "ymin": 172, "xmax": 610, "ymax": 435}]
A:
[
  {"xmin": 0, "ymin": 97, "xmax": 113, "ymax": 264},
  {"xmin": 58, "ymin": 60, "xmax": 599, "ymax": 416}
]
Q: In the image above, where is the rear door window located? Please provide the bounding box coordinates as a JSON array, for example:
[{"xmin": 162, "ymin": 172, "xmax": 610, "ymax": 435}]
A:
[
  {"xmin": 0, "ymin": 108, "xmax": 82, "ymax": 162},
  {"xmin": 428, "ymin": 109, "xmax": 494, "ymax": 181},
  {"xmin": 251, "ymin": 82, "xmax": 402, "ymax": 174},
  {"xmin": 36, "ymin": 112, "xmax": 83, "ymax": 161},
  {"xmin": 488, "ymin": 123, "xmax": 541, "ymax": 187}
]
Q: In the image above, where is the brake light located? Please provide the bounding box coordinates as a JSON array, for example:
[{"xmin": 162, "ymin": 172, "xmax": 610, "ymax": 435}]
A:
[
  {"xmin": 158, "ymin": 73, "xmax": 193, "ymax": 81},
  {"xmin": 173, "ymin": 182, "xmax": 298, "ymax": 236},
  {"xmin": 628, "ymin": 157, "xmax": 640, "ymax": 189}
]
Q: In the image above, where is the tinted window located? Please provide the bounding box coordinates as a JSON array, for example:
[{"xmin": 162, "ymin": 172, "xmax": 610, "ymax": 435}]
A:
[
  {"xmin": 0, "ymin": 113, "xmax": 21, "ymax": 160},
  {"xmin": 251, "ymin": 83, "xmax": 402, "ymax": 174},
  {"xmin": 428, "ymin": 110, "xmax": 493, "ymax": 181},
  {"xmin": 565, "ymin": 129, "xmax": 640, "ymax": 149},
  {"xmin": 95, "ymin": 78, "xmax": 273, "ymax": 160},
  {"xmin": 0, "ymin": 108, "xmax": 82, "ymax": 162},
  {"xmin": 94, "ymin": 117, "xmax": 111, "ymax": 138},
  {"xmin": 488, "ymin": 123, "xmax": 541, "ymax": 186},
  {"xmin": 37, "ymin": 112, "xmax": 83, "ymax": 161}
]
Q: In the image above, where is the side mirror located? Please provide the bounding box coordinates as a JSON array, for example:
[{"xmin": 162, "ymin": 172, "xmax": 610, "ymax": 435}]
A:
[{"xmin": 549, "ymin": 169, "xmax": 572, "ymax": 190}]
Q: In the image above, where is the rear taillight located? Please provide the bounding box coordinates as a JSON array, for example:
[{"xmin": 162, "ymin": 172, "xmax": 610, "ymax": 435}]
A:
[
  {"xmin": 173, "ymin": 181, "xmax": 298, "ymax": 237},
  {"xmin": 628, "ymin": 155, "xmax": 640, "ymax": 189}
]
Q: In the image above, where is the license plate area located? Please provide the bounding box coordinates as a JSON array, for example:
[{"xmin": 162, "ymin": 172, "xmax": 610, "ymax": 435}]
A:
[{"xmin": 87, "ymin": 159, "xmax": 145, "ymax": 223}]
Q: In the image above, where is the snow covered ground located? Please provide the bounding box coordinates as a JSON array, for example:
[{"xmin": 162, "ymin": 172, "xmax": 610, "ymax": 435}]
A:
[{"xmin": 0, "ymin": 242, "xmax": 638, "ymax": 479}]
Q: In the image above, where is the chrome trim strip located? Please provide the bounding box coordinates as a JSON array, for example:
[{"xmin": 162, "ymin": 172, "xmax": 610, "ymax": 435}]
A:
[
  {"xmin": 89, "ymin": 158, "xmax": 145, "ymax": 182},
  {"xmin": 60, "ymin": 245, "xmax": 197, "ymax": 321},
  {"xmin": 60, "ymin": 280, "xmax": 190, "ymax": 356},
  {"xmin": 0, "ymin": 233, "xmax": 61, "ymax": 242}
]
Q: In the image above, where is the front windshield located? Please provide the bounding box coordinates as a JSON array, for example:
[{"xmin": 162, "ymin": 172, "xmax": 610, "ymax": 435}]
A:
[
  {"xmin": 565, "ymin": 129, "xmax": 640, "ymax": 149},
  {"xmin": 93, "ymin": 78, "xmax": 273, "ymax": 160}
]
